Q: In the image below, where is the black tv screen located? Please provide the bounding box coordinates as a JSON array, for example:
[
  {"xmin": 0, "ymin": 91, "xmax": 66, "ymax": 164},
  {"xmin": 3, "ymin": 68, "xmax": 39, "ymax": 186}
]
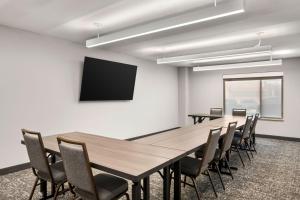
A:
[{"xmin": 80, "ymin": 57, "xmax": 137, "ymax": 101}]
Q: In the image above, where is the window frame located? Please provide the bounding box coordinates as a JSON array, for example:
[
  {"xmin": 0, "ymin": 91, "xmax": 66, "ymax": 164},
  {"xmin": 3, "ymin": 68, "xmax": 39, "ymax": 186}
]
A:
[{"xmin": 223, "ymin": 76, "xmax": 284, "ymax": 120}]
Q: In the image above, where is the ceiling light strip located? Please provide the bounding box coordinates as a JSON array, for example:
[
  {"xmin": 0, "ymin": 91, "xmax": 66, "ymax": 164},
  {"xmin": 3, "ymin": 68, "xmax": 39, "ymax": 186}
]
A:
[
  {"xmin": 86, "ymin": 0, "xmax": 244, "ymax": 48},
  {"xmin": 157, "ymin": 45, "xmax": 272, "ymax": 64},
  {"xmin": 193, "ymin": 59, "xmax": 282, "ymax": 72},
  {"xmin": 191, "ymin": 51, "xmax": 272, "ymax": 63}
]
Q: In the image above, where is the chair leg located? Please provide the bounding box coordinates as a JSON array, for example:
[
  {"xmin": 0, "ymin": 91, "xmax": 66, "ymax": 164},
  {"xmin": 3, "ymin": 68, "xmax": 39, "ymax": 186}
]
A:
[
  {"xmin": 224, "ymin": 157, "xmax": 234, "ymax": 180},
  {"xmin": 244, "ymin": 144, "xmax": 252, "ymax": 161},
  {"xmin": 53, "ymin": 183, "xmax": 63, "ymax": 200},
  {"xmin": 252, "ymin": 143, "xmax": 257, "ymax": 154},
  {"xmin": 183, "ymin": 175, "xmax": 187, "ymax": 188},
  {"xmin": 191, "ymin": 178, "xmax": 201, "ymax": 200},
  {"xmin": 246, "ymin": 141, "xmax": 254, "ymax": 158},
  {"xmin": 207, "ymin": 170, "xmax": 218, "ymax": 198},
  {"xmin": 28, "ymin": 177, "xmax": 39, "ymax": 200},
  {"xmin": 236, "ymin": 147, "xmax": 245, "ymax": 167},
  {"xmin": 62, "ymin": 183, "xmax": 65, "ymax": 195},
  {"xmin": 214, "ymin": 162, "xmax": 225, "ymax": 191},
  {"xmin": 68, "ymin": 183, "xmax": 76, "ymax": 196},
  {"xmin": 125, "ymin": 193, "xmax": 130, "ymax": 200}
]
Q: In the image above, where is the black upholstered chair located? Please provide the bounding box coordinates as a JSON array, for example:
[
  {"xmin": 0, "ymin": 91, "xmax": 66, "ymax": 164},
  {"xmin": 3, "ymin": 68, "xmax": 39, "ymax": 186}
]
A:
[
  {"xmin": 232, "ymin": 108, "xmax": 247, "ymax": 116},
  {"xmin": 173, "ymin": 128, "xmax": 222, "ymax": 199},
  {"xmin": 209, "ymin": 108, "xmax": 223, "ymax": 120},
  {"xmin": 231, "ymin": 116, "xmax": 253, "ymax": 167},
  {"xmin": 22, "ymin": 129, "xmax": 69, "ymax": 200},
  {"xmin": 57, "ymin": 137, "xmax": 129, "ymax": 200}
]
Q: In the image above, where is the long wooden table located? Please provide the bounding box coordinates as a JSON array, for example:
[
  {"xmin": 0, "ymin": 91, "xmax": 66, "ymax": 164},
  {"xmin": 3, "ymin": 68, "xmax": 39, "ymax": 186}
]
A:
[
  {"xmin": 25, "ymin": 115, "xmax": 246, "ymax": 200},
  {"xmin": 39, "ymin": 132, "xmax": 184, "ymax": 200},
  {"xmin": 133, "ymin": 115, "xmax": 246, "ymax": 200}
]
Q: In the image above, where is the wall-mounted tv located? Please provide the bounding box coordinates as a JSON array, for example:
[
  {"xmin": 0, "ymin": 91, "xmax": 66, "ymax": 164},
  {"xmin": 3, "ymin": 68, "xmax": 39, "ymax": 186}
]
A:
[{"xmin": 80, "ymin": 57, "xmax": 137, "ymax": 101}]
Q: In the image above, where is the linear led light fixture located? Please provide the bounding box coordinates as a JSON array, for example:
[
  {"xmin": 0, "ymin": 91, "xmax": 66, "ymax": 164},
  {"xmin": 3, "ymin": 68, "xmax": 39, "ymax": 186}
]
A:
[
  {"xmin": 157, "ymin": 45, "xmax": 272, "ymax": 64},
  {"xmin": 191, "ymin": 51, "xmax": 272, "ymax": 63},
  {"xmin": 86, "ymin": 0, "xmax": 244, "ymax": 48},
  {"xmin": 193, "ymin": 59, "xmax": 282, "ymax": 72}
]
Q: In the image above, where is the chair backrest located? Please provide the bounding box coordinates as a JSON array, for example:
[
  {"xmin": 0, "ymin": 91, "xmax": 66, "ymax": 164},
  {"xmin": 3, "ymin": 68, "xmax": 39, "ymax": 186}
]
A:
[
  {"xmin": 22, "ymin": 129, "xmax": 52, "ymax": 180},
  {"xmin": 210, "ymin": 108, "xmax": 223, "ymax": 120},
  {"xmin": 249, "ymin": 113, "xmax": 259, "ymax": 138},
  {"xmin": 199, "ymin": 128, "xmax": 222, "ymax": 173},
  {"xmin": 57, "ymin": 137, "xmax": 98, "ymax": 198},
  {"xmin": 232, "ymin": 108, "xmax": 247, "ymax": 116},
  {"xmin": 240, "ymin": 115, "xmax": 253, "ymax": 141},
  {"xmin": 210, "ymin": 108, "xmax": 223, "ymax": 116},
  {"xmin": 219, "ymin": 122, "xmax": 237, "ymax": 159}
]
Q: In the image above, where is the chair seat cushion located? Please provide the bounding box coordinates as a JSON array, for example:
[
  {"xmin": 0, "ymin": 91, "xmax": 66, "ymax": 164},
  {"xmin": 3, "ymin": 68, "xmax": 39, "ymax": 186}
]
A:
[
  {"xmin": 194, "ymin": 146, "xmax": 205, "ymax": 158},
  {"xmin": 37, "ymin": 161, "xmax": 66, "ymax": 184},
  {"xmin": 75, "ymin": 173, "xmax": 128, "ymax": 200},
  {"xmin": 232, "ymin": 135, "xmax": 242, "ymax": 146},
  {"xmin": 179, "ymin": 156, "xmax": 202, "ymax": 177}
]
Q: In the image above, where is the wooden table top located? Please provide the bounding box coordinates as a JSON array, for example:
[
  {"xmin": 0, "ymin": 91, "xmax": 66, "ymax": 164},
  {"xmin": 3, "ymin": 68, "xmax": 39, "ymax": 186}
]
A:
[
  {"xmin": 30, "ymin": 115, "xmax": 245, "ymax": 182},
  {"xmin": 134, "ymin": 115, "xmax": 246, "ymax": 154},
  {"xmin": 41, "ymin": 132, "xmax": 184, "ymax": 181}
]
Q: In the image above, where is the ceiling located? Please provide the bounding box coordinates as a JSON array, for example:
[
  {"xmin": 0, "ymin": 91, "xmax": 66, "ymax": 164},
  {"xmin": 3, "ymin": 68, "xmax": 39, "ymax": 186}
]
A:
[{"xmin": 1, "ymin": 0, "xmax": 300, "ymax": 66}]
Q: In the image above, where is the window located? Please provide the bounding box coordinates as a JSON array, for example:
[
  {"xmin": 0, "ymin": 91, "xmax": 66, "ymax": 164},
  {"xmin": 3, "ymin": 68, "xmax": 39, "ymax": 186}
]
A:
[{"xmin": 224, "ymin": 76, "xmax": 283, "ymax": 119}]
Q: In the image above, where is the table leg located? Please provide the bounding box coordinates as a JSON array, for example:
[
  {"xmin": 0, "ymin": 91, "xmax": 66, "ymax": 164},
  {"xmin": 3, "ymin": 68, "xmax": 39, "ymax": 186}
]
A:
[
  {"xmin": 193, "ymin": 116, "xmax": 197, "ymax": 125},
  {"xmin": 143, "ymin": 177, "xmax": 150, "ymax": 200},
  {"xmin": 50, "ymin": 154, "xmax": 56, "ymax": 196},
  {"xmin": 197, "ymin": 117, "xmax": 206, "ymax": 123},
  {"xmin": 163, "ymin": 166, "xmax": 170, "ymax": 200},
  {"xmin": 174, "ymin": 161, "xmax": 181, "ymax": 200},
  {"xmin": 132, "ymin": 181, "xmax": 141, "ymax": 200},
  {"xmin": 40, "ymin": 180, "xmax": 47, "ymax": 199}
]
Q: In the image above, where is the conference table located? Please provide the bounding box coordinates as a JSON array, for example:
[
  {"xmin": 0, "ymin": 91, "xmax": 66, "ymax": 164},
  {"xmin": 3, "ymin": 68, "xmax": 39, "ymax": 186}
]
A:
[{"xmin": 25, "ymin": 115, "xmax": 246, "ymax": 200}]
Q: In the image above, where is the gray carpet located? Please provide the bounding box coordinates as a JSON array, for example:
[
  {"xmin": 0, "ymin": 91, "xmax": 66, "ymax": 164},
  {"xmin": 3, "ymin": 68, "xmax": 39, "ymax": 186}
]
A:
[{"xmin": 1, "ymin": 138, "xmax": 299, "ymax": 200}]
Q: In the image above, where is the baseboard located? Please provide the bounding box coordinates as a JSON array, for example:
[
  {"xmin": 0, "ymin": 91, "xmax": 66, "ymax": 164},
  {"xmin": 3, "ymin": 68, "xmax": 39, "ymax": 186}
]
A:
[
  {"xmin": 127, "ymin": 127, "xmax": 181, "ymax": 141},
  {"xmin": 256, "ymin": 134, "xmax": 300, "ymax": 142},
  {"xmin": 0, "ymin": 162, "xmax": 31, "ymax": 176}
]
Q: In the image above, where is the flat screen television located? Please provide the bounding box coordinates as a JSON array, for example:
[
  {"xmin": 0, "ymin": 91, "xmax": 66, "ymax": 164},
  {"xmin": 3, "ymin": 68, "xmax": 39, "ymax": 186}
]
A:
[{"xmin": 80, "ymin": 57, "xmax": 137, "ymax": 101}]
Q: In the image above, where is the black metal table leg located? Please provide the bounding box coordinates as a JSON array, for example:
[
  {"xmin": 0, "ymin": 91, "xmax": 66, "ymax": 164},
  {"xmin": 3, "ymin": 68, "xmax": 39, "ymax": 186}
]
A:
[
  {"xmin": 163, "ymin": 166, "xmax": 170, "ymax": 200},
  {"xmin": 132, "ymin": 181, "xmax": 141, "ymax": 200},
  {"xmin": 50, "ymin": 154, "xmax": 56, "ymax": 196},
  {"xmin": 143, "ymin": 177, "xmax": 150, "ymax": 200},
  {"xmin": 40, "ymin": 180, "xmax": 47, "ymax": 199},
  {"xmin": 193, "ymin": 116, "xmax": 197, "ymax": 124},
  {"xmin": 197, "ymin": 117, "xmax": 206, "ymax": 123},
  {"xmin": 174, "ymin": 161, "xmax": 181, "ymax": 200}
]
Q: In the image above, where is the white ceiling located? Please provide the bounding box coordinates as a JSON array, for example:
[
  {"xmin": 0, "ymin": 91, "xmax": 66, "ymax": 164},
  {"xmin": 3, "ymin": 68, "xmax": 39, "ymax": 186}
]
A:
[{"xmin": 1, "ymin": 0, "xmax": 300, "ymax": 66}]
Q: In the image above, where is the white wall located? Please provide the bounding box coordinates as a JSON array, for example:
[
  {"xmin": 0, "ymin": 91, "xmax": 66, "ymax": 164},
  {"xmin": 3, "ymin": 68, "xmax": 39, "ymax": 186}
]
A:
[
  {"xmin": 0, "ymin": 25, "xmax": 179, "ymax": 168},
  {"xmin": 180, "ymin": 58, "xmax": 300, "ymax": 139}
]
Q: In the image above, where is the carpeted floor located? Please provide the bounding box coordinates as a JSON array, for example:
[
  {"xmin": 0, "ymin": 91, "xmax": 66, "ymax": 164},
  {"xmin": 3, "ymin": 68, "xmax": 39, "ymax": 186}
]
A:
[{"xmin": 0, "ymin": 138, "xmax": 299, "ymax": 200}]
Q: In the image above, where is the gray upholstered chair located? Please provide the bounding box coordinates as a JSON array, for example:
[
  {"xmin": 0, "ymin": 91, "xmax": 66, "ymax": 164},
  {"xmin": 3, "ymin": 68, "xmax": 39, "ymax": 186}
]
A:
[
  {"xmin": 57, "ymin": 137, "xmax": 129, "ymax": 200},
  {"xmin": 231, "ymin": 116, "xmax": 253, "ymax": 167},
  {"xmin": 194, "ymin": 122, "xmax": 237, "ymax": 183},
  {"xmin": 173, "ymin": 128, "xmax": 222, "ymax": 199},
  {"xmin": 22, "ymin": 129, "xmax": 69, "ymax": 200},
  {"xmin": 209, "ymin": 108, "xmax": 223, "ymax": 120},
  {"xmin": 248, "ymin": 113, "xmax": 259, "ymax": 155},
  {"xmin": 214, "ymin": 122, "xmax": 237, "ymax": 180},
  {"xmin": 232, "ymin": 108, "xmax": 247, "ymax": 116}
]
